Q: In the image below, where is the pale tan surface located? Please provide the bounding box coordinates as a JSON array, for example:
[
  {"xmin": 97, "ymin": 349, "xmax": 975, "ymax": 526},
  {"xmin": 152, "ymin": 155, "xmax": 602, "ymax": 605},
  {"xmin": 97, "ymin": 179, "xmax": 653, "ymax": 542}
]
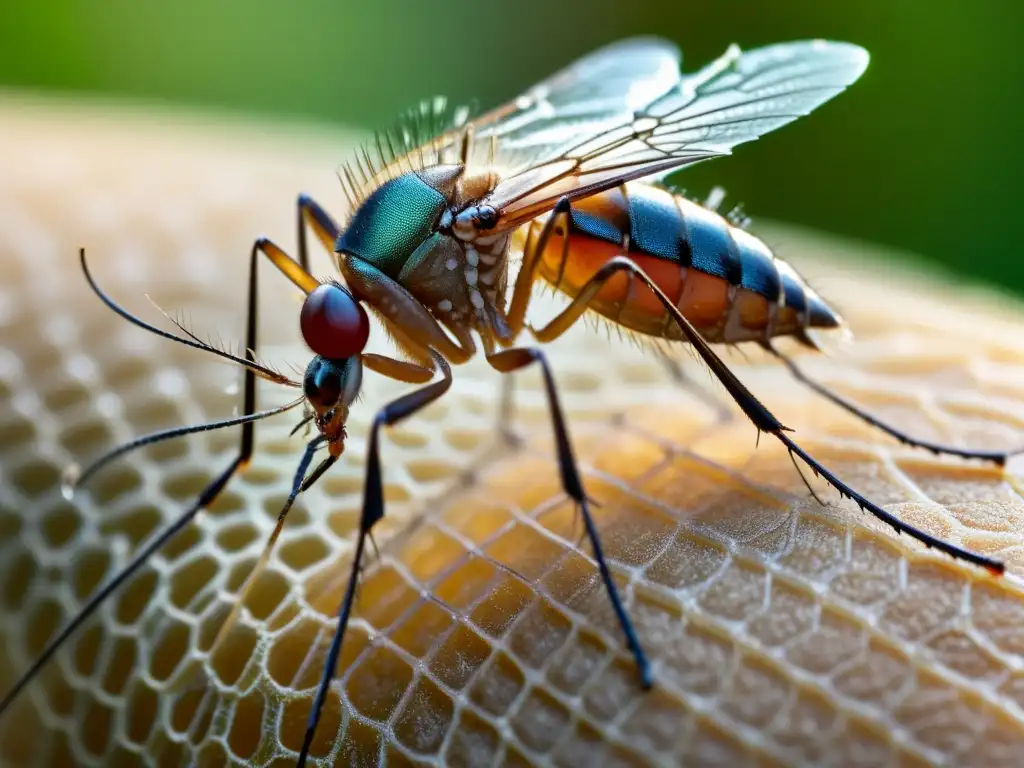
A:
[{"xmin": 3, "ymin": 95, "xmax": 1024, "ymax": 767}]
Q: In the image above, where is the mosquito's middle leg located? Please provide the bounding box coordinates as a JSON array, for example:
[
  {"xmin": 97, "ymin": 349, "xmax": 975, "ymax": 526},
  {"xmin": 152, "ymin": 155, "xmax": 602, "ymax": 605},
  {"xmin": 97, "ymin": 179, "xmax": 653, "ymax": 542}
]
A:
[
  {"xmin": 656, "ymin": 347, "xmax": 735, "ymax": 425},
  {"xmin": 489, "ymin": 198, "xmax": 576, "ymax": 449},
  {"xmin": 486, "ymin": 346, "xmax": 653, "ymax": 689}
]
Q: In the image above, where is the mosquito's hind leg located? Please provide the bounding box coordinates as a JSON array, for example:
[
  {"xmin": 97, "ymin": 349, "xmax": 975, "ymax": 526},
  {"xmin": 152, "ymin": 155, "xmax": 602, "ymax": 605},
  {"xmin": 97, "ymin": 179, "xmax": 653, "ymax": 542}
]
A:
[
  {"xmin": 529, "ymin": 254, "xmax": 1005, "ymax": 576},
  {"xmin": 765, "ymin": 343, "xmax": 1014, "ymax": 465},
  {"xmin": 656, "ymin": 348, "xmax": 734, "ymax": 425},
  {"xmin": 298, "ymin": 354, "xmax": 452, "ymax": 767},
  {"xmin": 486, "ymin": 347, "xmax": 653, "ymax": 690}
]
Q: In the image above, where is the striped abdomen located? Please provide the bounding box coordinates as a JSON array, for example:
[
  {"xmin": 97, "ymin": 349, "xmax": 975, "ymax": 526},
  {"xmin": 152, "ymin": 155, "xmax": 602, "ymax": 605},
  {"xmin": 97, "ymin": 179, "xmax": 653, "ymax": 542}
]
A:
[{"xmin": 530, "ymin": 182, "xmax": 841, "ymax": 344}]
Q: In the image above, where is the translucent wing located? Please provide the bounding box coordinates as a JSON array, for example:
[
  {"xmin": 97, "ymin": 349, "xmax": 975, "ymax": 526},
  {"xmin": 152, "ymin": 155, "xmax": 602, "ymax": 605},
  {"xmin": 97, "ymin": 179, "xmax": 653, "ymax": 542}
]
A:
[
  {"xmin": 468, "ymin": 38, "xmax": 685, "ymax": 171},
  {"xmin": 340, "ymin": 39, "xmax": 685, "ymax": 208},
  {"xmin": 480, "ymin": 40, "xmax": 869, "ymax": 231}
]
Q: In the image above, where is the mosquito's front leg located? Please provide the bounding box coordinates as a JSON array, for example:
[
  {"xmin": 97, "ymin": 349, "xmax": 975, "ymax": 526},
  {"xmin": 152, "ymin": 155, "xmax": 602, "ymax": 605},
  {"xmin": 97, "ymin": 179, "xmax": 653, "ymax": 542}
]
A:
[
  {"xmin": 297, "ymin": 353, "xmax": 452, "ymax": 767},
  {"xmin": 295, "ymin": 193, "xmax": 341, "ymax": 272},
  {"xmin": 0, "ymin": 241, "xmax": 305, "ymax": 718}
]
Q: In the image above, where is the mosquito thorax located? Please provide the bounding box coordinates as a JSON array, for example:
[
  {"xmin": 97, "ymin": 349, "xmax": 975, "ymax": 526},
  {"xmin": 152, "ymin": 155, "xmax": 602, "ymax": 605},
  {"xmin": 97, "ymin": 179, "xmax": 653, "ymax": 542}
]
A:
[{"xmin": 334, "ymin": 165, "xmax": 463, "ymax": 279}]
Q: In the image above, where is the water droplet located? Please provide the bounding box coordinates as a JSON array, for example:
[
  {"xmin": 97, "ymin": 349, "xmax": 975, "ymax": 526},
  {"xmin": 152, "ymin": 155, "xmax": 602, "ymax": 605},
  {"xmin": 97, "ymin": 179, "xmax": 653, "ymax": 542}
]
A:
[
  {"xmin": 155, "ymin": 368, "xmax": 188, "ymax": 397},
  {"xmin": 60, "ymin": 463, "xmax": 81, "ymax": 501},
  {"xmin": 45, "ymin": 314, "xmax": 77, "ymax": 345},
  {"xmin": 96, "ymin": 392, "xmax": 120, "ymax": 419},
  {"xmin": 66, "ymin": 354, "xmax": 96, "ymax": 382}
]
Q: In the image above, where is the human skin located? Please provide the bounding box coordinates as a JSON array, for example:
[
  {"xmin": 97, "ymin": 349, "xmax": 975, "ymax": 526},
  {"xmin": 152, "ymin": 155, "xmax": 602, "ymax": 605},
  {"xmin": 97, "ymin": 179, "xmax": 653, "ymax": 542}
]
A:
[{"xmin": 2, "ymin": 96, "xmax": 1024, "ymax": 767}]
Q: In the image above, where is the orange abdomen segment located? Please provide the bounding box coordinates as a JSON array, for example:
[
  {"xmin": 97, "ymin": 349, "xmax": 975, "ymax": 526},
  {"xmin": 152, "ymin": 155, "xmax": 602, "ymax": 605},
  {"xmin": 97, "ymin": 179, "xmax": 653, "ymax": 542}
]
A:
[
  {"xmin": 538, "ymin": 231, "xmax": 731, "ymax": 334},
  {"xmin": 734, "ymin": 288, "xmax": 770, "ymax": 331},
  {"xmin": 530, "ymin": 182, "xmax": 843, "ymax": 343}
]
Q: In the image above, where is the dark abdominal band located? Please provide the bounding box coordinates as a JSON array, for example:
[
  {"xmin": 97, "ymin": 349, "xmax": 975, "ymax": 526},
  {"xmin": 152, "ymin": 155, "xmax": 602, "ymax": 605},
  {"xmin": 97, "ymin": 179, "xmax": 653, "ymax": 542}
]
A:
[{"xmin": 568, "ymin": 184, "xmax": 839, "ymax": 328}]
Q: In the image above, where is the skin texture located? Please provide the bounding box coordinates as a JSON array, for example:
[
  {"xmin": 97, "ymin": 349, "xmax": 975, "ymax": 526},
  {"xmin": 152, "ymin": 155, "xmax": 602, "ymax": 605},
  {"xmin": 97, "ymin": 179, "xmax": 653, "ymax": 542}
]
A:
[{"xmin": 2, "ymin": 96, "xmax": 1024, "ymax": 767}]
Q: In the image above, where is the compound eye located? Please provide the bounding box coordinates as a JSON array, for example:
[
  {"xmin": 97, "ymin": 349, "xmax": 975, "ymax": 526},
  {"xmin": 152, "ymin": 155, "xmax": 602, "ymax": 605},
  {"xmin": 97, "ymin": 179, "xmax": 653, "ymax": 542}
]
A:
[{"xmin": 300, "ymin": 283, "xmax": 370, "ymax": 359}]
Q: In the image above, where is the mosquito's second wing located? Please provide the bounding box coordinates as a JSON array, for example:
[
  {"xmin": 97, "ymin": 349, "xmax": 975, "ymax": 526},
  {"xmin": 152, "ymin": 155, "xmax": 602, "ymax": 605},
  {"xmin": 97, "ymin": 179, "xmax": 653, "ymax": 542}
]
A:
[
  {"xmin": 480, "ymin": 40, "xmax": 869, "ymax": 231},
  {"xmin": 467, "ymin": 37, "xmax": 685, "ymax": 171}
]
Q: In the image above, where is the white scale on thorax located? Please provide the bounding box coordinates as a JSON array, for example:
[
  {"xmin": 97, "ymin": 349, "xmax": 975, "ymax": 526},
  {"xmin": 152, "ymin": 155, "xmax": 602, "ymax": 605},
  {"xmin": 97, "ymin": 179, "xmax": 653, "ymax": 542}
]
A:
[{"xmin": 437, "ymin": 232, "xmax": 508, "ymax": 324}]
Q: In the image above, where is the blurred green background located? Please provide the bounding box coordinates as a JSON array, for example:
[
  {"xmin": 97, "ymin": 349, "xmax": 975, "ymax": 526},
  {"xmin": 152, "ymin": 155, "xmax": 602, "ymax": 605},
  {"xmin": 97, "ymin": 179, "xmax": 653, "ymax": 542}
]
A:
[{"xmin": 1, "ymin": 1, "xmax": 1021, "ymax": 294}]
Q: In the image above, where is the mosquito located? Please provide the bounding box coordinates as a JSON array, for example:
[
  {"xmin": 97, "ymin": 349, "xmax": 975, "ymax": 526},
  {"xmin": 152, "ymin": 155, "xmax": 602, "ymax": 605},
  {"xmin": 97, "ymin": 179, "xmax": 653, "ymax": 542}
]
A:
[{"xmin": 3, "ymin": 38, "xmax": 1012, "ymax": 765}]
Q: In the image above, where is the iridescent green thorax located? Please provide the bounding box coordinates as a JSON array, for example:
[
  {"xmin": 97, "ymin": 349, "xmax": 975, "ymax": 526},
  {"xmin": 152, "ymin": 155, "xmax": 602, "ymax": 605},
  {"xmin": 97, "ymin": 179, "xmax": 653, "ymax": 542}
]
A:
[
  {"xmin": 335, "ymin": 166, "xmax": 466, "ymax": 280},
  {"xmin": 335, "ymin": 172, "xmax": 447, "ymax": 278}
]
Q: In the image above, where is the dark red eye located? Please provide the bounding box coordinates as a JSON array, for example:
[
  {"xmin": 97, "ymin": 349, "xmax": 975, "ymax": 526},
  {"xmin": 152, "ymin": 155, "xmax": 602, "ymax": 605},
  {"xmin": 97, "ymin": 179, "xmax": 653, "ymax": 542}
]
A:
[{"xmin": 300, "ymin": 283, "xmax": 370, "ymax": 359}]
